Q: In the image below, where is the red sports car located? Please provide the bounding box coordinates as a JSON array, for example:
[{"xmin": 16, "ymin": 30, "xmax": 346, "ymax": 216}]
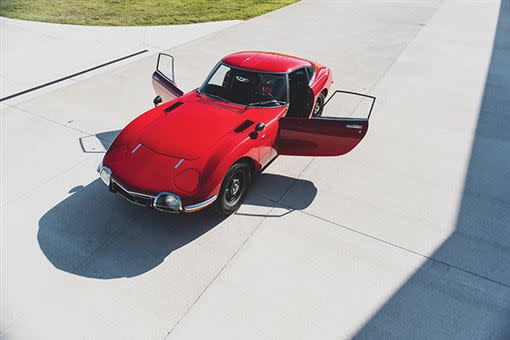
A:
[{"xmin": 98, "ymin": 51, "xmax": 375, "ymax": 215}]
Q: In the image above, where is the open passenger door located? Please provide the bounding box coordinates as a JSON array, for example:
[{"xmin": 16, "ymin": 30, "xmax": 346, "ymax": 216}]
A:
[
  {"xmin": 277, "ymin": 90, "xmax": 375, "ymax": 156},
  {"xmin": 152, "ymin": 53, "xmax": 184, "ymax": 102}
]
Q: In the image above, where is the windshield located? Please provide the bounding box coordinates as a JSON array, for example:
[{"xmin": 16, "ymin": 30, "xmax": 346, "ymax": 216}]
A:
[{"xmin": 199, "ymin": 63, "xmax": 288, "ymax": 107}]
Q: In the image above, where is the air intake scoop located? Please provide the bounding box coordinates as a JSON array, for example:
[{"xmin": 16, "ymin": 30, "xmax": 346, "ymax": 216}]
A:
[{"xmin": 165, "ymin": 101, "xmax": 183, "ymax": 113}]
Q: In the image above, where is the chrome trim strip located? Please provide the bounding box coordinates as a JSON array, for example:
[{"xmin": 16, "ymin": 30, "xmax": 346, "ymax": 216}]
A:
[
  {"xmin": 115, "ymin": 189, "xmax": 151, "ymax": 207},
  {"xmin": 184, "ymin": 195, "xmax": 218, "ymax": 213},
  {"xmin": 312, "ymin": 117, "xmax": 369, "ymax": 122},
  {"xmin": 101, "ymin": 172, "xmax": 216, "ymax": 214},
  {"xmin": 112, "ymin": 179, "xmax": 154, "ymax": 198},
  {"xmin": 174, "ymin": 159, "xmax": 184, "ymax": 169},
  {"xmin": 131, "ymin": 143, "xmax": 142, "ymax": 154},
  {"xmin": 100, "ymin": 166, "xmax": 112, "ymax": 186}
]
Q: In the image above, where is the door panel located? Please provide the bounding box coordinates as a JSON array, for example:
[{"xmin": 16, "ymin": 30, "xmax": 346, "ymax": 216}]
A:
[
  {"xmin": 152, "ymin": 53, "xmax": 184, "ymax": 102},
  {"xmin": 277, "ymin": 89, "xmax": 374, "ymax": 156},
  {"xmin": 277, "ymin": 117, "xmax": 368, "ymax": 156},
  {"xmin": 258, "ymin": 119, "xmax": 279, "ymax": 166}
]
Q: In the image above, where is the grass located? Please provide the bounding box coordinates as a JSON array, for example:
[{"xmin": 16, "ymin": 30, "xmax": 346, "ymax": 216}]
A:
[{"xmin": 0, "ymin": 0, "xmax": 298, "ymax": 26}]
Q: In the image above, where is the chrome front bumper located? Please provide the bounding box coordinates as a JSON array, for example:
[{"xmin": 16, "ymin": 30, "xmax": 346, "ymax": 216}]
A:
[{"xmin": 99, "ymin": 166, "xmax": 217, "ymax": 213}]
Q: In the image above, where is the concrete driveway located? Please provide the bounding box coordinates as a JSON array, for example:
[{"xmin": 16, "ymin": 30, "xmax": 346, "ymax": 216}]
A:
[
  {"xmin": 0, "ymin": 17, "xmax": 241, "ymax": 100},
  {"xmin": 2, "ymin": 0, "xmax": 509, "ymax": 339}
]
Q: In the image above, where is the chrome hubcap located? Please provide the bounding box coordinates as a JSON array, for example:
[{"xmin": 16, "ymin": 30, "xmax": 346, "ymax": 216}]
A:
[
  {"xmin": 231, "ymin": 179, "xmax": 240, "ymax": 195},
  {"xmin": 314, "ymin": 102, "xmax": 320, "ymax": 114},
  {"xmin": 225, "ymin": 171, "xmax": 246, "ymax": 206}
]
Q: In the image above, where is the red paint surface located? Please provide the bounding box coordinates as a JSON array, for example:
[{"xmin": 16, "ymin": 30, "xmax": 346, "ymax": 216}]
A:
[
  {"xmin": 277, "ymin": 118, "xmax": 368, "ymax": 156},
  {"xmin": 222, "ymin": 51, "xmax": 314, "ymax": 73},
  {"xmin": 103, "ymin": 52, "xmax": 369, "ymax": 208}
]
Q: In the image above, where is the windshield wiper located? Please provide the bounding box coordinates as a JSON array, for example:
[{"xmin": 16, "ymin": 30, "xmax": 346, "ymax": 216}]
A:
[{"xmin": 246, "ymin": 99, "xmax": 286, "ymax": 107}]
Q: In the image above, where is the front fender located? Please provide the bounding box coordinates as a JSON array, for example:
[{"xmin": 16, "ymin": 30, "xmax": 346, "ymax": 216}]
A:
[{"xmin": 198, "ymin": 132, "xmax": 261, "ymax": 200}]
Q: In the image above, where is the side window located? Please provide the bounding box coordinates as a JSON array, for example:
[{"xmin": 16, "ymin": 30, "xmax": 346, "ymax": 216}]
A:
[
  {"xmin": 305, "ymin": 66, "xmax": 316, "ymax": 84},
  {"xmin": 156, "ymin": 53, "xmax": 176, "ymax": 83},
  {"xmin": 208, "ymin": 64, "xmax": 230, "ymax": 86}
]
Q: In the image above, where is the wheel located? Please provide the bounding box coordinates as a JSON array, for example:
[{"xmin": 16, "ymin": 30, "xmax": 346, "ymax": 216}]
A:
[
  {"xmin": 312, "ymin": 92, "xmax": 326, "ymax": 117},
  {"xmin": 216, "ymin": 162, "xmax": 251, "ymax": 216}
]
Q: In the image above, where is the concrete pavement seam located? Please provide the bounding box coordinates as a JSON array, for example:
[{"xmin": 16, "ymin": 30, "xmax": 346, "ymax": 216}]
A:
[
  {"xmin": 162, "ymin": 158, "xmax": 315, "ymax": 339},
  {"xmin": 3, "ymin": 102, "xmax": 100, "ymax": 138},
  {"xmin": 271, "ymin": 196, "xmax": 510, "ymax": 290},
  {"xmin": 365, "ymin": 0, "xmax": 443, "ymax": 94}
]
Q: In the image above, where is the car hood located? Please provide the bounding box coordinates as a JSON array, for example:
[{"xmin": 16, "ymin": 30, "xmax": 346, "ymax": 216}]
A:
[{"xmin": 138, "ymin": 94, "xmax": 246, "ymax": 159}]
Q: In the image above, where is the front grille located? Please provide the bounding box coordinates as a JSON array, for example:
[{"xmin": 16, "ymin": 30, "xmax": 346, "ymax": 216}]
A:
[{"xmin": 113, "ymin": 182, "xmax": 153, "ymax": 207}]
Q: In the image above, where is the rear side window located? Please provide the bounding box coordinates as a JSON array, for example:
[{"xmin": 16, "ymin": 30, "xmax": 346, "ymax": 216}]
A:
[{"xmin": 305, "ymin": 66, "xmax": 316, "ymax": 83}]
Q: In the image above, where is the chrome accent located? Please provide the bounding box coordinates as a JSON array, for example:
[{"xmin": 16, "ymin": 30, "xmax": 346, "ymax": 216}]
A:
[
  {"xmin": 174, "ymin": 159, "xmax": 184, "ymax": 169},
  {"xmin": 113, "ymin": 179, "xmax": 153, "ymax": 199},
  {"xmin": 313, "ymin": 117, "xmax": 369, "ymax": 122},
  {"xmin": 131, "ymin": 143, "xmax": 142, "ymax": 154},
  {"xmin": 313, "ymin": 101, "xmax": 321, "ymax": 115},
  {"xmin": 183, "ymin": 195, "xmax": 218, "ymax": 213},
  {"xmin": 100, "ymin": 167, "xmax": 112, "ymax": 186},
  {"xmin": 153, "ymin": 192, "xmax": 182, "ymax": 213},
  {"xmin": 231, "ymin": 178, "xmax": 241, "ymax": 195},
  {"xmin": 100, "ymin": 170, "xmax": 217, "ymax": 214},
  {"xmin": 346, "ymin": 124, "xmax": 364, "ymax": 129}
]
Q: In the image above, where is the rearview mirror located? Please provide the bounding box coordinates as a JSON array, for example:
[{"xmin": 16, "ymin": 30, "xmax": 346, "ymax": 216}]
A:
[
  {"xmin": 153, "ymin": 95, "xmax": 162, "ymax": 107},
  {"xmin": 255, "ymin": 122, "xmax": 265, "ymax": 132}
]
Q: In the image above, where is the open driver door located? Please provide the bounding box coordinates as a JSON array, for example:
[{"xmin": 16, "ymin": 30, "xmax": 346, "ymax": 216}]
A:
[
  {"xmin": 152, "ymin": 53, "xmax": 184, "ymax": 103},
  {"xmin": 277, "ymin": 90, "xmax": 375, "ymax": 156}
]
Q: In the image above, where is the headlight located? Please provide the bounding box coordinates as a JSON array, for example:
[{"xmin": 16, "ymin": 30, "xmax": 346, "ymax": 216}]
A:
[
  {"xmin": 100, "ymin": 167, "xmax": 112, "ymax": 186},
  {"xmin": 174, "ymin": 169, "xmax": 200, "ymax": 192}
]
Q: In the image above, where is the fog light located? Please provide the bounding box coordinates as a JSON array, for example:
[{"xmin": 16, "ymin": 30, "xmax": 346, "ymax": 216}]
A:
[
  {"xmin": 100, "ymin": 167, "xmax": 112, "ymax": 186},
  {"xmin": 154, "ymin": 192, "xmax": 182, "ymax": 212},
  {"xmin": 165, "ymin": 195, "xmax": 179, "ymax": 207}
]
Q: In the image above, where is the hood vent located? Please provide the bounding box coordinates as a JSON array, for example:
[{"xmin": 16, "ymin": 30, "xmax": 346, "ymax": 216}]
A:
[
  {"xmin": 234, "ymin": 120, "xmax": 254, "ymax": 133},
  {"xmin": 164, "ymin": 101, "xmax": 183, "ymax": 113}
]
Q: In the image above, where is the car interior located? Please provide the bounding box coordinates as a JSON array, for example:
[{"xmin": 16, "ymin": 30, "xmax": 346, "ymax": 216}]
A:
[
  {"xmin": 201, "ymin": 65, "xmax": 287, "ymax": 106},
  {"xmin": 287, "ymin": 68, "xmax": 313, "ymax": 117}
]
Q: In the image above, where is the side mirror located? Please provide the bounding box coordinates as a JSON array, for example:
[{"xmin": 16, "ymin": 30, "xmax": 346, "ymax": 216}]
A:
[
  {"xmin": 255, "ymin": 122, "xmax": 265, "ymax": 132},
  {"xmin": 153, "ymin": 95, "xmax": 162, "ymax": 107}
]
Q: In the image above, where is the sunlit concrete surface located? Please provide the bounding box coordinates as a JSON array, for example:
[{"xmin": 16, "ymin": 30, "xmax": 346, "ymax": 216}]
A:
[
  {"xmin": 1, "ymin": 0, "xmax": 509, "ymax": 339},
  {"xmin": 0, "ymin": 17, "xmax": 241, "ymax": 99}
]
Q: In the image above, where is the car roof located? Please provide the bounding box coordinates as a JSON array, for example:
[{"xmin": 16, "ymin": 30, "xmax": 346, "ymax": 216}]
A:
[{"xmin": 221, "ymin": 51, "xmax": 312, "ymax": 73}]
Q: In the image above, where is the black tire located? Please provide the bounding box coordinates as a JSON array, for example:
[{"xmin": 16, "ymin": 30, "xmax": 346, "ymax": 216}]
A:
[
  {"xmin": 312, "ymin": 92, "xmax": 326, "ymax": 117},
  {"xmin": 216, "ymin": 162, "xmax": 251, "ymax": 216}
]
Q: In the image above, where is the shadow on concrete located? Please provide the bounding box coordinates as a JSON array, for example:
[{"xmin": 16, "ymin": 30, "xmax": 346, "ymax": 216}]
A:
[
  {"xmin": 78, "ymin": 130, "xmax": 120, "ymax": 153},
  {"xmin": 354, "ymin": 2, "xmax": 510, "ymax": 339},
  {"xmin": 37, "ymin": 173, "xmax": 316, "ymax": 279}
]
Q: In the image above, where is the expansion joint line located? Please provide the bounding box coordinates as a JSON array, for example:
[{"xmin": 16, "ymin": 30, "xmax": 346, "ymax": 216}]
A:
[{"xmin": 162, "ymin": 158, "xmax": 315, "ymax": 339}]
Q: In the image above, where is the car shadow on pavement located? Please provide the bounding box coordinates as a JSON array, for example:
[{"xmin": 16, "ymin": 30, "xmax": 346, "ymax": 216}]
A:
[{"xmin": 37, "ymin": 173, "xmax": 316, "ymax": 279}]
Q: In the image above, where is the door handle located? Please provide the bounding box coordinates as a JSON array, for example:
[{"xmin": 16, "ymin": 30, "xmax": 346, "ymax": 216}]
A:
[{"xmin": 346, "ymin": 124, "xmax": 363, "ymax": 129}]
